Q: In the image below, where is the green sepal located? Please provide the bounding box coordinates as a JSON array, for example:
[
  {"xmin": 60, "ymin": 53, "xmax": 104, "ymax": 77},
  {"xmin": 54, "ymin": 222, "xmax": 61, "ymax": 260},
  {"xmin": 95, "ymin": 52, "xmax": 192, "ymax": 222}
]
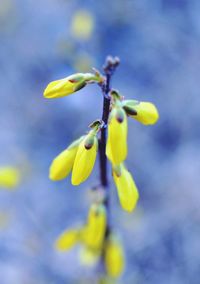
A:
[
  {"xmin": 122, "ymin": 99, "xmax": 140, "ymax": 107},
  {"xmin": 89, "ymin": 119, "xmax": 104, "ymax": 131},
  {"xmin": 84, "ymin": 135, "xmax": 95, "ymax": 150},
  {"xmin": 112, "ymin": 165, "xmax": 122, "ymax": 177},
  {"xmin": 68, "ymin": 73, "xmax": 86, "ymax": 83},
  {"xmin": 73, "ymin": 81, "xmax": 87, "ymax": 92},
  {"xmin": 115, "ymin": 108, "xmax": 125, "ymax": 123},
  {"xmin": 123, "ymin": 105, "xmax": 137, "ymax": 116}
]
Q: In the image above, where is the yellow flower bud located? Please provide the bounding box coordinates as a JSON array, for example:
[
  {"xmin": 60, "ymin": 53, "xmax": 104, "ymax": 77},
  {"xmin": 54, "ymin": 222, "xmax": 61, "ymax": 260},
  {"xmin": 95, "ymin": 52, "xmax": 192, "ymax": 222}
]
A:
[
  {"xmin": 71, "ymin": 132, "xmax": 98, "ymax": 186},
  {"xmin": 105, "ymin": 236, "xmax": 125, "ymax": 278},
  {"xmin": 123, "ymin": 100, "xmax": 159, "ymax": 125},
  {"xmin": 49, "ymin": 136, "xmax": 84, "ymax": 181},
  {"xmin": 55, "ymin": 229, "xmax": 79, "ymax": 251},
  {"xmin": 44, "ymin": 73, "xmax": 97, "ymax": 99},
  {"xmin": 106, "ymin": 107, "xmax": 127, "ymax": 165},
  {"xmin": 82, "ymin": 203, "xmax": 106, "ymax": 250},
  {"xmin": 0, "ymin": 166, "xmax": 21, "ymax": 189},
  {"xmin": 113, "ymin": 164, "xmax": 139, "ymax": 212}
]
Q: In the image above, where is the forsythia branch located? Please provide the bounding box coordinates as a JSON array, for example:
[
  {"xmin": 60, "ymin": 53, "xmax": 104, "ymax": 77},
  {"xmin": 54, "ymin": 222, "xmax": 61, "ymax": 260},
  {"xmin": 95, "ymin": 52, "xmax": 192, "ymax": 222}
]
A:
[{"xmin": 43, "ymin": 55, "xmax": 159, "ymax": 282}]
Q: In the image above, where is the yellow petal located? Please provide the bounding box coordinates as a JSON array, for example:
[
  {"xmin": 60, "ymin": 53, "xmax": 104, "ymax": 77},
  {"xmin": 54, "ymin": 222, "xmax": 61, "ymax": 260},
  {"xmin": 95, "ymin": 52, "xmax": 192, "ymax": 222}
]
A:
[
  {"xmin": 82, "ymin": 203, "xmax": 106, "ymax": 250},
  {"xmin": 71, "ymin": 133, "xmax": 98, "ymax": 186},
  {"xmin": 55, "ymin": 229, "xmax": 79, "ymax": 251},
  {"xmin": 43, "ymin": 73, "xmax": 96, "ymax": 99},
  {"xmin": 49, "ymin": 136, "xmax": 84, "ymax": 181},
  {"xmin": 0, "ymin": 167, "xmax": 21, "ymax": 189},
  {"xmin": 44, "ymin": 77, "xmax": 74, "ymax": 98},
  {"xmin": 123, "ymin": 100, "xmax": 159, "ymax": 125},
  {"xmin": 106, "ymin": 107, "xmax": 127, "ymax": 165},
  {"xmin": 105, "ymin": 237, "xmax": 125, "ymax": 278},
  {"xmin": 113, "ymin": 164, "xmax": 139, "ymax": 212}
]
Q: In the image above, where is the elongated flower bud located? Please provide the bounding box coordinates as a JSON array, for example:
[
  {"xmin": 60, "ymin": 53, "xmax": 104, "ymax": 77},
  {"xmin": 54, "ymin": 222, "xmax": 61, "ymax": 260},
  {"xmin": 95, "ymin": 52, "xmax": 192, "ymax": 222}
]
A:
[
  {"xmin": 106, "ymin": 107, "xmax": 127, "ymax": 165},
  {"xmin": 123, "ymin": 100, "xmax": 159, "ymax": 125},
  {"xmin": 113, "ymin": 164, "xmax": 139, "ymax": 212},
  {"xmin": 55, "ymin": 229, "xmax": 79, "ymax": 251},
  {"xmin": 105, "ymin": 236, "xmax": 124, "ymax": 278},
  {"xmin": 0, "ymin": 167, "xmax": 21, "ymax": 189},
  {"xmin": 49, "ymin": 136, "xmax": 84, "ymax": 181},
  {"xmin": 82, "ymin": 203, "xmax": 106, "ymax": 250},
  {"xmin": 71, "ymin": 131, "xmax": 98, "ymax": 185},
  {"xmin": 44, "ymin": 73, "xmax": 99, "ymax": 99}
]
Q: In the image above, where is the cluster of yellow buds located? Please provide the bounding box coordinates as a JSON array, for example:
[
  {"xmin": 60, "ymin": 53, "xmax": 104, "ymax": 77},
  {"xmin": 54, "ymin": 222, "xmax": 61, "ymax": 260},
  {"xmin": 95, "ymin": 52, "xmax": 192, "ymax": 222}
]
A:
[
  {"xmin": 49, "ymin": 120, "xmax": 102, "ymax": 186},
  {"xmin": 106, "ymin": 90, "xmax": 159, "ymax": 212},
  {"xmin": 44, "ymin": 73, "xmax": 159, "ymax": 212},
  {"xmin": 43, "ymin": 59, "xmax": 159, "ymax": 280},
  {"xmin": 55, "ymin": 203, "xmax": 106, "ymax": 264},
  {"xmin": 55, "ymin": 201, "xmax": 124, "ymax": 278}
]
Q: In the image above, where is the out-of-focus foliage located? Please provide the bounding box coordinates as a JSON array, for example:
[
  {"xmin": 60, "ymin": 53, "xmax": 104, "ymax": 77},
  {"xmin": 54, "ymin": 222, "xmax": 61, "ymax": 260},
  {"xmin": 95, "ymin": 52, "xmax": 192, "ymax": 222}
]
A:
[{"xmin": 1, "ymin": 0, "xmax": 200, "ymax": 283}]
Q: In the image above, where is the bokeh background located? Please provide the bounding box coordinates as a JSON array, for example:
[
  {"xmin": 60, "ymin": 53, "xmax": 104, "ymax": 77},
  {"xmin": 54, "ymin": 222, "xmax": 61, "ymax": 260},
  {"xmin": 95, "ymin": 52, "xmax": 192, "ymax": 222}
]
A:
[{"xmin": 1, "ymin": 0, "xmax": 200, "ymax": 283}]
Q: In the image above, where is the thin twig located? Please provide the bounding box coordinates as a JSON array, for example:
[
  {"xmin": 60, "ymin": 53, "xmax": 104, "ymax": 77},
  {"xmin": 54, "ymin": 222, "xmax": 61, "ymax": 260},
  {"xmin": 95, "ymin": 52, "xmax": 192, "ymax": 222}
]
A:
[{"xmin": 98, "ymin": 56, "xmax": 120, "ymax": 235}]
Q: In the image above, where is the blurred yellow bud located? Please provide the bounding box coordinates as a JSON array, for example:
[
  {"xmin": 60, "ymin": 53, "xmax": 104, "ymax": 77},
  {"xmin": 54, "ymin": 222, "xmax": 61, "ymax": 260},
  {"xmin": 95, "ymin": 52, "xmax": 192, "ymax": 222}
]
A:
[
  {"xmin": 71, "ymin": 10, "xmax": 94, "ymax": 41},
  {"xmin": 82, "ymin": 203, "xmax": 106, "ymax": 250},
  {"xmin": 49, "ymin": 136, "xmax": 84, "ymax": 181},
  {"xmin": 113, "ymin": 164, "xmax": 139, "ymax": 212},
  {"xmin": 55, "ymin": 228, "xmax": 79, "ymax": 251},
  {"xmin": 123, "ymin": 100, "xmax": 159, "ymax": 125},
  {"xmin": 44, "ymin": 73, "xmax": 97, "ymax": 99},
  {"xmin": 105, "ymin": 236, "xmax": 125, "ymax": 278},
  {"xmin": 106, "ymin": 107, "xmax": 127, "ymax": 165},
  {"xmin": 0, "ymin": 166, "xmax": 21, "ymax": 189},
  {"xmin": 71, "ymin": 131, "xmax": 98, "ymax": 186}
]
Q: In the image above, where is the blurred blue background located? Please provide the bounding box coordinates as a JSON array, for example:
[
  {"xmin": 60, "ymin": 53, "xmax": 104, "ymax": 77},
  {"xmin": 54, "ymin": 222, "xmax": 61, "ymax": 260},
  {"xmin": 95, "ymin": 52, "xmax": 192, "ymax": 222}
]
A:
[{"xmin": 1, "ymin": 0, "xmax": 200, "ymax": 283}]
